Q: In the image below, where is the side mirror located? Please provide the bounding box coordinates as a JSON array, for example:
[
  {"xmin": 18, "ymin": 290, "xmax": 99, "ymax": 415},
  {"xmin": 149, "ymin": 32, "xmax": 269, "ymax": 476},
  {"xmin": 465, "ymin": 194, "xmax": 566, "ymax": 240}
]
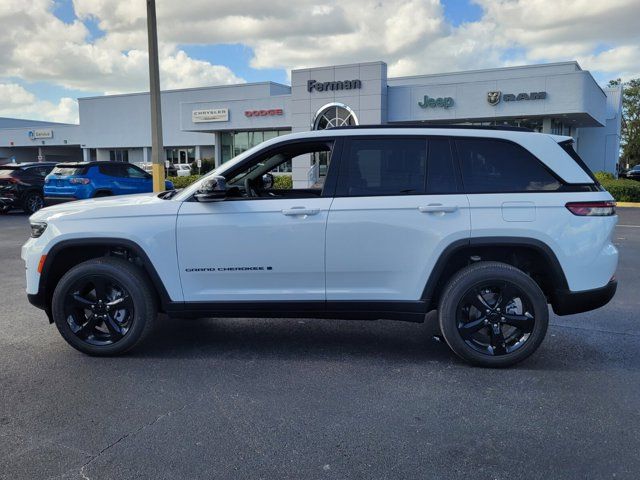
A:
[
  {"xmin": 262, "ymin": 173, "xmax": 274, "ymax": 190},
  {"xmin": 194, "ymin": 175, "xmax": 227, "ymax": 203}
]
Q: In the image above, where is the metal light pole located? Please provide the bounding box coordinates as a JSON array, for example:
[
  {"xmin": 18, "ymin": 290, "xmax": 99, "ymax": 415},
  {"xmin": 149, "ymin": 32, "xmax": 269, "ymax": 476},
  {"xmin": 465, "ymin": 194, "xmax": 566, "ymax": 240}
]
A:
[{"xmin": 146, "ymin": 0, "xmax": 165, "ymax": 192}]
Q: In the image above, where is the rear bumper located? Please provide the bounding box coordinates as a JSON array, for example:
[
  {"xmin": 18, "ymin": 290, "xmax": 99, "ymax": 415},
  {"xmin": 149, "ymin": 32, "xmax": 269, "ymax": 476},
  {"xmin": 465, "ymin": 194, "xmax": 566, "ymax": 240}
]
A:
[{"xmin": 552, "ymin": 280, "xmax": 617, "ymax": 316}]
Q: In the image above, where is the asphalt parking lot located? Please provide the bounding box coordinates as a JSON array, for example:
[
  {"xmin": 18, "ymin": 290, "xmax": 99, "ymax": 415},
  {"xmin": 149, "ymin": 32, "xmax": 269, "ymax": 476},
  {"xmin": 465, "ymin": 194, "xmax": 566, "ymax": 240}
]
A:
[{"xmin": 1, "ymin": 209, "xmax": 639, "ymax": 480}]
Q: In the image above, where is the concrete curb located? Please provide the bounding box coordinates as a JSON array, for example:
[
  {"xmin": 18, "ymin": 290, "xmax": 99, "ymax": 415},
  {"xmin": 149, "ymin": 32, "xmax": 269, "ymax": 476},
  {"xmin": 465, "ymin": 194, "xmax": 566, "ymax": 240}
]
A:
[{"xmin": 617, "ymin": 202, "xmax": 640, "ymax": 208}]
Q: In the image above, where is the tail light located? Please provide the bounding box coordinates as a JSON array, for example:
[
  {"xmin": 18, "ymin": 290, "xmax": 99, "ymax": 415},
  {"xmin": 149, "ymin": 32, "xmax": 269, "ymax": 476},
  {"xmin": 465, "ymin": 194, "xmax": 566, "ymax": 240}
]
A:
[
  {"xmin": 566, "ymin": 201, "xmax": 616, "ymax": 216},
  {"xmin": 69, "ymin": 178, "xmax": 91, "ymax": 185}
]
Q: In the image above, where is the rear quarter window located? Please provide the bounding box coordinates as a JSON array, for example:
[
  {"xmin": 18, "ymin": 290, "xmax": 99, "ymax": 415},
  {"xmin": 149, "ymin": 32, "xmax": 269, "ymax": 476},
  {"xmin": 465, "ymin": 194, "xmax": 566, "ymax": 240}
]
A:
[{"xmin": 455, "ymin": 138, "xmax": 561, "ymax": 193}]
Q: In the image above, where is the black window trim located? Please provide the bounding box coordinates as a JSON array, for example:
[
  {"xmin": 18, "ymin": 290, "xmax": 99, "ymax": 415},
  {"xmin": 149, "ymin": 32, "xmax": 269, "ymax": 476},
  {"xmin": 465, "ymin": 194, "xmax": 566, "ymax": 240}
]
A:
[
  {"xmin": 332, "ymin": 135, "xmax": 462, "ymax": 198},
  {"xmin": 451, "ymin": 136, "xmax": 598, "ymax": 194}
]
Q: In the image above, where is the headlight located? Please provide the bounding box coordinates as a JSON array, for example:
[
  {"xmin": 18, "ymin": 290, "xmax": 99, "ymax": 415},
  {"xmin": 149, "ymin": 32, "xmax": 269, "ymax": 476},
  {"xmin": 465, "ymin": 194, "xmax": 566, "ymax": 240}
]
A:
[{"xmin": 30, "ymin": 222, "xmax": 47, "ymax": 238}]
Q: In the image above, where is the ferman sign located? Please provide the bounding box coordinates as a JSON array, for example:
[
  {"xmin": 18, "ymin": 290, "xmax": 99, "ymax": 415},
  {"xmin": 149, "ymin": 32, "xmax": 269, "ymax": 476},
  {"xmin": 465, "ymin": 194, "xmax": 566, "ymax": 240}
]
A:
[
  {"xmin": 192, "ymin": 108, "xmax": 229, "ymax": 123},
  {"xmin": 307, "ymin": 79, "xmax": 362, "ymax": 93}
]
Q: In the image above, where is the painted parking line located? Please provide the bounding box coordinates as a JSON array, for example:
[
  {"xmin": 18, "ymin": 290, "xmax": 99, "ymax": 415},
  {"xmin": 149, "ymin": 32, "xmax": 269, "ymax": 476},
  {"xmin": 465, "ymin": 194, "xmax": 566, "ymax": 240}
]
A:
[{"xmin": 617, "ymin": 224, "xmax": 640, "ymax": 228}]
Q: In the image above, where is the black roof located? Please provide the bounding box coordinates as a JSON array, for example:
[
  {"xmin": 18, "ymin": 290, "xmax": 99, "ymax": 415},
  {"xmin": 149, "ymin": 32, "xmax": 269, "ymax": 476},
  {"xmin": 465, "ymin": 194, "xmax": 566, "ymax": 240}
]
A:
[
  {"xmin": 54, "ymin": 161, "xmax": 131, "ymax": 167},
  {"xmin": 328, "ymin": 124, "xmax": 534, "ymax": 132}
]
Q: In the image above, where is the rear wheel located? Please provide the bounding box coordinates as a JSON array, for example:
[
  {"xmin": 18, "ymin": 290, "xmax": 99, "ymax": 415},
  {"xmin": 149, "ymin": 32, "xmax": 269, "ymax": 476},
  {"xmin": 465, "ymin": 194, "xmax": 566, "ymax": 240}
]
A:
[
  {"xmin": 51, "ymin": 257, "xmax": 157, "ymax": 356},
  {"xmin": 22, "ymin": 191, "xmax": 44, "ymax": 214},
  {"xmin": 438, "ymin": 261, "xmax": 548, "ymax": 368}
]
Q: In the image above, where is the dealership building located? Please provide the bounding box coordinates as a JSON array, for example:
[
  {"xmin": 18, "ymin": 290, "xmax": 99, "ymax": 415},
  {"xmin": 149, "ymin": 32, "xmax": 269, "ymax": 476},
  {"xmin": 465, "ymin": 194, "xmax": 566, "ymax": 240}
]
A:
[{"xmin": 0, "ymin": 61, "xmax": 622, "ymax": 186}]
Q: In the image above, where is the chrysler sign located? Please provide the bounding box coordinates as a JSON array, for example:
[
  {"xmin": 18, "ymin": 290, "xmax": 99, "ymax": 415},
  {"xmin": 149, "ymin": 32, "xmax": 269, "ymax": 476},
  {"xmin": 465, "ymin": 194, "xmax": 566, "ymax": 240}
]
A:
[{"xmin": 192, "ymin": 108, "xmax": 229, "ymax": 123}]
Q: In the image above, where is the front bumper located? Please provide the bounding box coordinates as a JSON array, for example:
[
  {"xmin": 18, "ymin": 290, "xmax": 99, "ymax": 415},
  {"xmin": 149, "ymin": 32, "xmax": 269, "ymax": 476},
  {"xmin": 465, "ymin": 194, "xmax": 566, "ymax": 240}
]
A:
[{"xmin": 552, "ymin": 280, "xmax": 617, "ymax": 316}]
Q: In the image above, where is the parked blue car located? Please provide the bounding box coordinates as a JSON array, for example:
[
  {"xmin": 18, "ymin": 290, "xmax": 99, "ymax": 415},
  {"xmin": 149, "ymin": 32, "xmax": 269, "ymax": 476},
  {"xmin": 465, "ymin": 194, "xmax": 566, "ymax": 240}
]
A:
[{"xmin": 44, "ymin": 162, "xmax": 174, "ymax": 200}]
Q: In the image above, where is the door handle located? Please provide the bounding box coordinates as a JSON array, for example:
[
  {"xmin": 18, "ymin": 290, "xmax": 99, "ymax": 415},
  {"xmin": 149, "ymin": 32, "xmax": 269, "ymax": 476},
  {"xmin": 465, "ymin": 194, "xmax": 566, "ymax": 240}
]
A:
[
  {"xmin": 418, "ymin": 204, "xmax": 458, "ymax": 213},
  {"xmin": 281, "ymin": 207, "xmax": 320, "ymax": 216}
]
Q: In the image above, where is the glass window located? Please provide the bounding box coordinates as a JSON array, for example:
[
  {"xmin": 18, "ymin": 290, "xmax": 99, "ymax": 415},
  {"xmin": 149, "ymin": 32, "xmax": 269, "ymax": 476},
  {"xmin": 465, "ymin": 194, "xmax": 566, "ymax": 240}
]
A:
[
  {"xmin": 338, "ymin": 138, "xmax": 427, "ymax": 196},
  {"xmin": 52, "ymin": 166, "xmax": 88, "ymax": 176},
  {"xmin": 109, "ymin": 149, "xmax": 129, "ymax": 162},
  {"xmin": 99, "ymin": 164, "xmax": 123, "ymax": 177},
  {"xmin": 426, "ymin": 138, "xmax": 458, "ymax": 194},
  {"xmin": 456, "ymin": 138, "xmax": 561, "ymax": 192},
  {"xmin": 226, "ymin": 141, "xmax": 333, "ymax": 196},
  {"xmin": 125, "ymin": 165, "xmax": 148, "ymax": 178}
]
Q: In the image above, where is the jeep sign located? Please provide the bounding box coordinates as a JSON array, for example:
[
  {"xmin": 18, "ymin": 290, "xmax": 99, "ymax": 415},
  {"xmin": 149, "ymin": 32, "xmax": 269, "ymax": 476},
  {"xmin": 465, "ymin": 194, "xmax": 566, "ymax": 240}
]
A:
[{"xmin": 418, "ymin": 95, "xmax": 454, "ymax": 109}]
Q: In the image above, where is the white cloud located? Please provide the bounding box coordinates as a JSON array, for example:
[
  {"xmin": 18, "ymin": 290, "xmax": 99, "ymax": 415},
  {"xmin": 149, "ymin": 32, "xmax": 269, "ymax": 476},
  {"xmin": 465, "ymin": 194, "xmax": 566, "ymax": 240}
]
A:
[
  {"xmin": 0, "ymin": 0, "xmax": 639, "ymax": 122},
  {"xmin": 0, "ymin": 83, "xmax": 78, "ymax": 123}
]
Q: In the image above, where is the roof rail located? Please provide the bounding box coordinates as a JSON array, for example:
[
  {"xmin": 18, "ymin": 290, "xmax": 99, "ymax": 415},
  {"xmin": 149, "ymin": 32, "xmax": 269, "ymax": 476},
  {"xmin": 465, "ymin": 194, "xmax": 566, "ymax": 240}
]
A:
[{"xmin": 328, "ymin": 124, "xmax": 534, "ymax": 132}]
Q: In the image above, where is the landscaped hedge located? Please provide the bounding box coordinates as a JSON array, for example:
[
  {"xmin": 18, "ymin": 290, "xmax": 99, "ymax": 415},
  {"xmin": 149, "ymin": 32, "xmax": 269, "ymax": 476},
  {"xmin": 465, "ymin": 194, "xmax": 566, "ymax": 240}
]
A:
[
  {"xmin": 167, "ymin": 175, "xmax": 201, "ymax": 189},
  {"xmin": 274, "ymin": 175, "xmax": 292, "ymax": 189},
  {"xmin": 595, "ymin": 171, "xmax": 640, "ymax": 202},
  {"xmin": 167, "ymin": 174, "xmax": 293, "ymax": 191}
]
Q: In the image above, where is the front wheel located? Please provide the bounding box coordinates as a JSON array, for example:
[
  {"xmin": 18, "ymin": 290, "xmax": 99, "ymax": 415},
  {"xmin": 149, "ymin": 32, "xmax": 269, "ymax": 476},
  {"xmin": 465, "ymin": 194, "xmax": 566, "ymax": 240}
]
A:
[
  {"xmin": 51, "ymin": 257, "xmax": 157, "ymax": 355},
  {"xmin": 438, "ymin": 261, "xmax": 549, "ymax": 368}
]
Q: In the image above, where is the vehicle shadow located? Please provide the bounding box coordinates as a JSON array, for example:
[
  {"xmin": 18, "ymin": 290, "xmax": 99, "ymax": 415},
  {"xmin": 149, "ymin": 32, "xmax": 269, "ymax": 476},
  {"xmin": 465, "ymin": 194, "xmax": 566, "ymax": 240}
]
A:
[
  {"xmin": 132, "ymin": 312, "xmax": 457, "ymax": 364},
  {"xmin": 129, "ymin": 312, "xmax": 637, "ymax": 372}
]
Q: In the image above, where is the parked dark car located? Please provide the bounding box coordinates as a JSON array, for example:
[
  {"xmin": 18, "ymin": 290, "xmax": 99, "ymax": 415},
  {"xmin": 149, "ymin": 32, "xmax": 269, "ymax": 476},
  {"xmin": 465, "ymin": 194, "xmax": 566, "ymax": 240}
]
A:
[
  {"xmin": 0, "ymin": 162, "xmax": 57, "ymax": 214},
  {"xmin": 620, "ymin": 165, "xmax": 640, "ymax": 181}
]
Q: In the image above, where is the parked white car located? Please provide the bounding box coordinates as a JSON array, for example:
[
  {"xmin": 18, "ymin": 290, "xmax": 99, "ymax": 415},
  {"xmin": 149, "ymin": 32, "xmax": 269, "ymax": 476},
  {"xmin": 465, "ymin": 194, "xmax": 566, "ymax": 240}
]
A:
[
  {"xmin": 175, "ymin": 164, "xmax": 192, "ymax": 177},
  {"xmin": 22, "ymin": 126, "xmax": 618, "ymax": 367}
]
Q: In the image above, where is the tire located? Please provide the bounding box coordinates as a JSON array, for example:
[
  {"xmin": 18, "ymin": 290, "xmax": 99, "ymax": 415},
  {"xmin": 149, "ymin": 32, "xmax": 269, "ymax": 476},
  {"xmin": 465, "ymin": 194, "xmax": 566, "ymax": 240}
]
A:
[
  {"xmin": 51, "ymin": 257, "xmax": 157, "ymax": 356},
  {"xmin": 93, "ymin": 191, "xmax": 112, "ymax": 198},
  {"xmin": 22, "ymin": 191, "xmax": 45, "ymax": 214},
  {"xmin": 0, "ymin": 205, "xmax": 9, "ymax": 214},
  {"xmin": 438, "ymin": 261, "xmax": 549, "ymax": 368}
]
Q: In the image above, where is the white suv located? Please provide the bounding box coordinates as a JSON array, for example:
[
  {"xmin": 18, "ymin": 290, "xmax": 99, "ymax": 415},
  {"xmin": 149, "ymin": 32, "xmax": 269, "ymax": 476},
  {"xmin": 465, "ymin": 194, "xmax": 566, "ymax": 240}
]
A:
[{"xmin": 22, "ymin": 126, "xmax": 618, "ymax": 367}]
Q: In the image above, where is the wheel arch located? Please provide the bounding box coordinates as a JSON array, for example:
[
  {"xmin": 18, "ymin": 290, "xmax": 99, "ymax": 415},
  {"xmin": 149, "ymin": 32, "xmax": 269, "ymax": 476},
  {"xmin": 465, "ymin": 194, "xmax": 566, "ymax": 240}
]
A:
[
  {"xmin": 38, "ymin": 238, "xmax": 171, "ymax": 321},
  {"xmin": 422, "ymin": 237, "xmax": 569, "ymax": 311}
]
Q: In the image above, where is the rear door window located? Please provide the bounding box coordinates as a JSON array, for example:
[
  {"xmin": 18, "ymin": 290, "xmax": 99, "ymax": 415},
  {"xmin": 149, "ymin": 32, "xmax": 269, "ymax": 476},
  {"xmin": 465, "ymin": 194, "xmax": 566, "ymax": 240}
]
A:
[
  {"xmin": 99, "ymin": 164, "xmax": 127, "ymax": 177},
  {"xmin": 337, "ymin": 137, "xmax": 427, "ymax": 196},
  {"xmin": 455, "ymin": 138, "xmax": 561, "ymax": 193}
]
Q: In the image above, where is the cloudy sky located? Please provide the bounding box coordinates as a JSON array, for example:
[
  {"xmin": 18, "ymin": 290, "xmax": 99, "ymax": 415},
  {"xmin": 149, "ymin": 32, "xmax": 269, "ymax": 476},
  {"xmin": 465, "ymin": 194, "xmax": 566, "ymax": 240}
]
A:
[{"xmin": 0, "ymin": 0, "xmax": 638, "ymax": 124}]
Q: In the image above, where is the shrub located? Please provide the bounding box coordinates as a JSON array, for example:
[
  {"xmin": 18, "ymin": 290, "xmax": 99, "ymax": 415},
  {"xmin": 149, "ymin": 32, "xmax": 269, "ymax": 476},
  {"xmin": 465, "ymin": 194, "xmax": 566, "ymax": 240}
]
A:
[
  {"xmin": 167, "ymin": 175, "xmax": 201, "ymax": 189},
  {"xmin": 274, "ymin": 175, "xmax": 293, "ymax": 189},
  {"xmin": 600, "ymin": 178, "xmax": 640, "ymax": 202},
  {"xmin": 594, "ymin": 171, "xmax": 615, "ymax": 182}
]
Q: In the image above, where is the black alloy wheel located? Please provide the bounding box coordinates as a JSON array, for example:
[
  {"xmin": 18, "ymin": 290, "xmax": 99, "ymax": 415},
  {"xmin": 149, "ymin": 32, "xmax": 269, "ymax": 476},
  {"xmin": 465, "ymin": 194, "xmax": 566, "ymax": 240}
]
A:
[
  {"xmin": 438, "ymin": 261, "xmax": 548, "ymax": 367},
  {"xmin": 23, "ymin": 192, "xmax": 44, "ymax": 214},
  {"xmin": 52, "ymin": 257, "xmax": 156, "ymax": 355},
  {"xmin": 456, "ymin": 281, "xmax": 535, "ymax": 356},
  {"xmin": 64, "ymin": 275, "xmax": 134, "ymax": 346}
]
